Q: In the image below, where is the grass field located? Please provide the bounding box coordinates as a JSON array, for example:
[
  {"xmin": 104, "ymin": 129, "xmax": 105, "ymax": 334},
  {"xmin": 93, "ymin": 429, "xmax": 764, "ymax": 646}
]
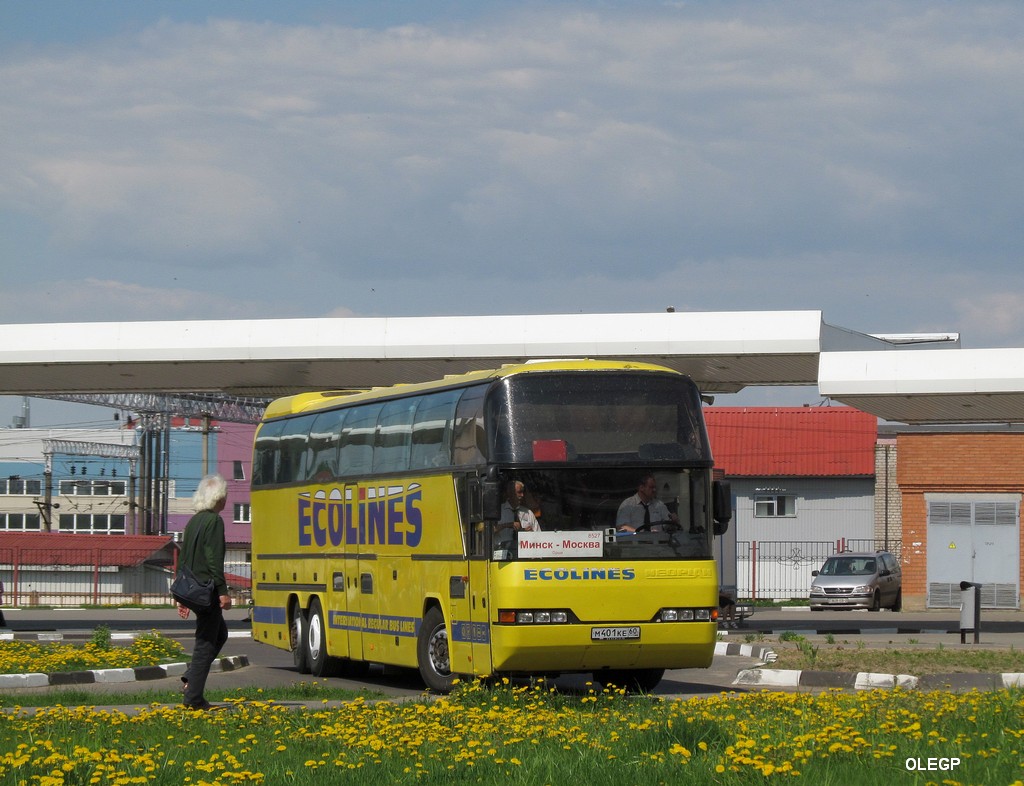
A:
[
  {"xmin": 0, "ymin": 629, "xmax": 1021, "ymax": 784},
  {"xmin": 0, "ymin": 680, "xmax": 1020, "ymax": 785}
]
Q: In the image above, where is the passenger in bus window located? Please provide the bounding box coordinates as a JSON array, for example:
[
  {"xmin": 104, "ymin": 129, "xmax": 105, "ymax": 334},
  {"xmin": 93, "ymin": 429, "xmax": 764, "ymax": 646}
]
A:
[
  {"xmin": 616, "ymin": 474, "xmax": 679, "ymax": 533},
  {"xmin": 497, "ymin": 480, "xmax": 542, "ymax": 541}
]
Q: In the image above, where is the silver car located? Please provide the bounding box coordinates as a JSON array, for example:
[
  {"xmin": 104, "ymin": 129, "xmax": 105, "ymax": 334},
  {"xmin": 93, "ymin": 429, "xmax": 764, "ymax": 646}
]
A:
[{"xmin": 809, "ymin": 551, "xmax": 902, "ymax": 611}]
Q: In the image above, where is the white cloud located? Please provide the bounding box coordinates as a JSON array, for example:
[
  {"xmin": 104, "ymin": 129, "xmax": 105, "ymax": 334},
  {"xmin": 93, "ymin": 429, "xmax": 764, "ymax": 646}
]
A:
[{"xmin": 0, "ymin": 2, "xmax": 1021, "ymax": 346}]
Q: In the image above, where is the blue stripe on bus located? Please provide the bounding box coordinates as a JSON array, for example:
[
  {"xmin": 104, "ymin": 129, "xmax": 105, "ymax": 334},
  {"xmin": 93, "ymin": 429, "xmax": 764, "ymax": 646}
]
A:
[
  {"xmin": 257, "ymin": 606, "xmax": 490, "ymax": 645},
  {"xmin": 252, "ymin": 606, "xmax": 288, "ymax": 625},
  {"xmin": 450, "ymin": 621, "xmax": 491, "ymax": 644},
  {"xmin": 328, "ymin": 610, "xmax": 419, "ymax": 637}
]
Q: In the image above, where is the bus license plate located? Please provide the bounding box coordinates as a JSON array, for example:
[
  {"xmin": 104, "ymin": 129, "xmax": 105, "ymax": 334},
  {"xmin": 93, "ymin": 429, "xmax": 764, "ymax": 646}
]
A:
[{"xmin": 591, "ymin": 626, "xmax": 641, "ymax": 641}]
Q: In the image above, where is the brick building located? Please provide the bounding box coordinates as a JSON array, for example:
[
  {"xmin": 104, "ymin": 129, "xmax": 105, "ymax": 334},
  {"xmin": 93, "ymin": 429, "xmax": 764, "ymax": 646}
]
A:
[{"xmin": 896, "ymin": 431, "xmax": 1023, "ymax": 611}]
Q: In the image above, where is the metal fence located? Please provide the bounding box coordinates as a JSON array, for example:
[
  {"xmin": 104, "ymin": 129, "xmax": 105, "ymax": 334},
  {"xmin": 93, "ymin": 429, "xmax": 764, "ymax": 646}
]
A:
[
  {"xmin": 0, "ymin": 548, "xmax": 250, "ymax": 607},
  {"xmin": 736, "ymin": 538, "xmax": 894, "ymax": 600},
  {"xmin": 1, "ymin": 537, "xmax": 900, "ymax": 606}
]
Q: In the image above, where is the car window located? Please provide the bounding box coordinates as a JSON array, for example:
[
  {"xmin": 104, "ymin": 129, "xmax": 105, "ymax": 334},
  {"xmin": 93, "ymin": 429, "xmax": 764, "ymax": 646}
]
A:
[
  {"xmin": 862, "ymin": 559, "xmax": 876, "ymax": 575},
  {"xmin": 822, "ymin": 558, "xmax": 848, "ymax": 575}
]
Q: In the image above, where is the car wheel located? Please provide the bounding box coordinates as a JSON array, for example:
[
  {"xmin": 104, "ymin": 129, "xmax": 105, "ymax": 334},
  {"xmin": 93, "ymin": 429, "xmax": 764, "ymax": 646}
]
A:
[
  {"xmin": 891, "ymin": 589, "xmax": 902, "ymax": 612},
  {"xmin": 868, "ymin": 590, "xmax": 881, "ymax": 611}
]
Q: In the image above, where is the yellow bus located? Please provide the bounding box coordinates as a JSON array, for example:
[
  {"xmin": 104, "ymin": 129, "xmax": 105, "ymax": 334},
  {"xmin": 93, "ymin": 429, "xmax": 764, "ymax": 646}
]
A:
[{"xmin": 250, "ymin": 360, "xmax": 731, "ymax": 692}]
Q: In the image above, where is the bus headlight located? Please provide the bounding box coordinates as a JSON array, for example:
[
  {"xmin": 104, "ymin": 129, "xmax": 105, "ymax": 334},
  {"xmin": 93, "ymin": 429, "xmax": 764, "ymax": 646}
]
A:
[
  {"xmin": 498, "ymin": 609, "xmax": 570, "ymax": 624},
  {"xmin": 657, "ymin": 608, "xmax": 714, "ymax": 622}
]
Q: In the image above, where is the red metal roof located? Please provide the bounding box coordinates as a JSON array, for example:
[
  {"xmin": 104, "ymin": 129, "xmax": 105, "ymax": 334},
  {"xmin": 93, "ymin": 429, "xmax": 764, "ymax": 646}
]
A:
[
  {"xmin": 225, "ymin": 572, "xmax": 252, "ymax": 589},
  {"xmin": 704, "ymin": 406, "xmax": 877, "ymax": 477},
  {"xmin": 0, "ymin": 533, "xmax": 176, "ymax": 567}
]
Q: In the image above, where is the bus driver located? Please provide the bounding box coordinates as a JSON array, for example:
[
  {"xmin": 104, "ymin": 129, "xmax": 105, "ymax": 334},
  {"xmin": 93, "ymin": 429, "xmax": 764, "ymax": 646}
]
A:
[{"xmin": 616, "ymin": 474, "xmax": 679, "ymax": 533}]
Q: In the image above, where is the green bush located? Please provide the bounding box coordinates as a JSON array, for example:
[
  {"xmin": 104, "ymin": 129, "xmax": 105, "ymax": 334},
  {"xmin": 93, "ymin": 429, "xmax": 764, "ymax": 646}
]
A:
[{"xmin": 89, "ymin": 624, "xmax": 112, "ymax": 650}]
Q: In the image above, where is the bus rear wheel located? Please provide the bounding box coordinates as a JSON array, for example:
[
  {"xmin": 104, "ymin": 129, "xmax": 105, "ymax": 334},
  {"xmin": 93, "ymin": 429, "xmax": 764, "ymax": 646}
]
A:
[
  {"xmin": 291, "ymin": 603, "xmax": 310, "ymax": 674},
  {"xmin": 417, "ymin": 606, "xmax": 456, "ymax": 693},
  {"xmin": 595, "ymin": 667, "xmax": 665, "ymax": 693},
  {"xmin": 305, "ymin": 598, "xmax": 340, "ymax": 678}
]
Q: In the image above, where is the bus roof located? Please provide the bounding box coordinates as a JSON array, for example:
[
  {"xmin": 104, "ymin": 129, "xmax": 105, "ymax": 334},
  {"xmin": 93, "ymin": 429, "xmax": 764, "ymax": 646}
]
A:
[{"xmin": 261, "ymin": 359, "xmax": 686, "ymax": 421}]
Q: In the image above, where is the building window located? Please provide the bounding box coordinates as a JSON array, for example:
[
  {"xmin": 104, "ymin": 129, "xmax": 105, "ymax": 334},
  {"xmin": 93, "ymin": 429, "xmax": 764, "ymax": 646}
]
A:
[
  {"xmin": 0, "ymin": 513, "xmax": 42, "ymax": 531},
  {"xmin": 57, "ymin": 513, "xmax": 127, "ymax": 533},
  {"xmin": 754, "ymin": 494, "xmax": 796, "ymax": 518},
  {"xmin": 1, "ymin": 478, "xmax": 42, "ymax": 495},
  {"xmin": 58, "ymin": 479, "xmax": 127, "ymax": 496},
  {"xmin": 233, "ymin": 461, "xmax": 246, "ymax": 481},
  {"xmin": 234, "ymin": 503, "xmax": 252, "ymax": 524}
]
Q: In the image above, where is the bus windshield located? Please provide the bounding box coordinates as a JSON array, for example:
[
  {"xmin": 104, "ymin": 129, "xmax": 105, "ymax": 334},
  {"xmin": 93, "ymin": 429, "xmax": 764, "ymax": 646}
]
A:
[{"xmin": 487, "ymin": 372, "xmax": 710, "ymax": 464}]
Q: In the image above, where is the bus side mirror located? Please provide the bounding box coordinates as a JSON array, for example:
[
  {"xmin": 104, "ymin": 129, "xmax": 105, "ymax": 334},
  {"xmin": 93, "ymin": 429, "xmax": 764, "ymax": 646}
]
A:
[
  {"xmin": 712, "ymin": 480, "xmax": 732, "ymax": 535},
  {"xmin": 482, "ymin": 479, "xmax": 502, "ymax": 521}
]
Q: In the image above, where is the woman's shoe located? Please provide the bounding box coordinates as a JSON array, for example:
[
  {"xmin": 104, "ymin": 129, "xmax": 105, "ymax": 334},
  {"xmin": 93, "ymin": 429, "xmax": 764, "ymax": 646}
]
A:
[{"xmin": 183, "ymin": 699, "xmax": 212, "ymax": 711}]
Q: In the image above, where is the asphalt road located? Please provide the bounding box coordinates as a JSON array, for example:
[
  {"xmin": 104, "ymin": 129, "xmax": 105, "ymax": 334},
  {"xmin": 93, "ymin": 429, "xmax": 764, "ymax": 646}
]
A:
[
  {"xmin": 3, "ymin": 605, "xmax": 1020, "ymax": 701},
  {"xmin": 2, "ymin": 606, "xmax": 758, "ymax": 699},
  {"xmin": 8, "ymin": 604, "xmax": 1012, "ymax": 635}
]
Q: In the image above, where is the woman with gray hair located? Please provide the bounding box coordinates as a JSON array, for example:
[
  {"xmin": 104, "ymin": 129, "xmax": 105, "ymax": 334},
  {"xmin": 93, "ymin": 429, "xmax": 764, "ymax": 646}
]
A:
[{"xmin": 177, "ymin": 473, "xmax": 232, "ymax": 710}]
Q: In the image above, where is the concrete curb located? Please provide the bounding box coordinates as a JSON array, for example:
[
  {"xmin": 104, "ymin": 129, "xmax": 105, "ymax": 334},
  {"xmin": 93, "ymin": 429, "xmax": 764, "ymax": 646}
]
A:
[
  {"xmin": 714, "ymin": 640, "xmax": 777, "ymax": 663},
  {"xmin": 0, "ymin": 655, "xmax": 249, "ymax": 690},
  {"xmin": 721, "ymin": 627, "xmax": 957, "ymax": 636},
  {"xmin": 734, "ymin": 667, "xmax": 1024, "ymax": 691},
  {"xmin": 0, "ymin": 630, "xmax": 251, "ymax": 642}
]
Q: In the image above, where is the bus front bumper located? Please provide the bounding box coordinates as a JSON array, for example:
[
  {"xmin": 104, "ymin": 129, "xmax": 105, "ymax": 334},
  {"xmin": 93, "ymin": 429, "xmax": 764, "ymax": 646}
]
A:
[{"xmin": 488, "ymin": 621, "xmax": 717, "ymax": 672}]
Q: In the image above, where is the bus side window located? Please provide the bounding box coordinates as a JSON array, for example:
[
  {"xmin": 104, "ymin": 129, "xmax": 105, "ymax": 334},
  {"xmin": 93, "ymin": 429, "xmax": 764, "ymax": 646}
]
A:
[
  {"xmin": 410, "ymin": 390, "xmax": 460, "ymax": 470},
  {"xmin": 252, "ymin": 420, "xmax": 284, "ymax": 487},
  {"xmin": 374, "ymin": 398, "xmax": 417, "ymax": 473},
  {"xmin": 307, "ymin": 408, "xmax": 346, "ymax": 482},
  {"xmin": 452, "ymin": 385, "xmax": 487, "ymax": 467},
  {"xmin": 277, "ymin": 415, "xmax": 312, "ymax": 484},
  {"xmin": 339, "ymin": 403, "xmax": 383, "ymax": 477},
  {"xmin": 455, "ymin": 474, "xmax": 486, "ymax": 557}
]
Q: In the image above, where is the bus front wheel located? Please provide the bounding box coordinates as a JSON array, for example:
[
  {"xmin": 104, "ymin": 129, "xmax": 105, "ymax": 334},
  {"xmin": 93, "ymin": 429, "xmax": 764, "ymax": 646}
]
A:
[
  {"xmin": 417, "ymin": 606, "xmax": 456, "ymax": 693},
  {"xmin": 291, "ymin": 603, "xmax": 310, "ymax": 674}
]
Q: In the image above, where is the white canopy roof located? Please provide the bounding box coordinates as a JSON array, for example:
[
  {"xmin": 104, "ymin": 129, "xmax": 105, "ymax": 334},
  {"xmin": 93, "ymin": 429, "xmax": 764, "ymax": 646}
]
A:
[
  {"xmin": 1, "ymin": 310, "xmax": 1020, "ymax": 424},
  {"xmin": 818, "ymin": 348, "xmax": 1024, "ymax": 424}
]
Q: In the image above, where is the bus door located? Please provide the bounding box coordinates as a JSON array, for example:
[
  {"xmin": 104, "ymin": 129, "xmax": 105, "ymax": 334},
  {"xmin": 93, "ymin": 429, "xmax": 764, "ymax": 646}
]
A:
[
  {"xmin": 447, "ymin": 552, "xmax": 493, "ymax": 677},
  {"xmin": 448, "ymin": 474, "xmax": 493, "ymax": 677},
  {"xmin": 466, "ymin": 554, "xmax": 493, "ymax": 676},
  {"xmin": 343, "ymin": 484, "xmax": 366, "ymax": 663},
  {"xmin": 355, "ymin": 550, "xmax": 381, "ymax": 663}
]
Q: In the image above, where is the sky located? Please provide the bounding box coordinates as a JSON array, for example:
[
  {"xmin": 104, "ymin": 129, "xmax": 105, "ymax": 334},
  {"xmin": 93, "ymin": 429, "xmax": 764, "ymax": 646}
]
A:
[{"xmin": 1, "ymin": 1, "xmax": 1023, "ymax": 427}]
